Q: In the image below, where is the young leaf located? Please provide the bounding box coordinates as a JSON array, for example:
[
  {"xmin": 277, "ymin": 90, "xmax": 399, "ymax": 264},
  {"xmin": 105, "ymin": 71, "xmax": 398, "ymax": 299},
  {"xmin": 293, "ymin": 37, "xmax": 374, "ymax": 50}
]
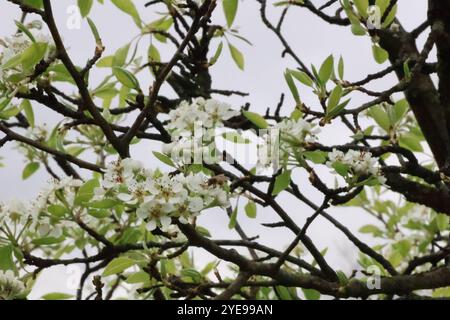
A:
[
  {"xmin": 21, "ymin": 42, "xmax": 48, "ymax": 70},
  {"xmin": 223, "ymin": 0, "xmax": 239, "ymax": 28},
  {"xmin": 210, "ymin": 42, "xmax": 223, "ymax": 66},
  {"xmin": 242, "ymin": 110, "xmax": 268, "ymax": 129},
  {"xmin": 284, "ymin": 70, "xmax": 300, "ymax": 103},
  {"xmin": 222, "ymin": 132, "xmax": 250, "ymax": 144},
  {"xmin": 326, "ymin": 85, "xmax": 343, "ymax": 112},
  {"xmin": 372, "ymin": 45, "xmax": 389, "ymax": 64},
  {"xmin": 369, "ymin": 105, "xmax": 390, "ymax": 132},
  {"xmin": 75, "ymin": 179, "xmax": 100, "ymax": 205},
  {"xmin": 290, "ymin": 69, "xmax": 314, "ymax": 87},
  {"xmin": 77, "ymin": 0, "xmax": 94, "ymax": 17},
  {"xmin": 338, "ymin": 56, "xmax": 345, "ymax": 80},
  {"xmin": 113, "ymin": 44, "xmax": 130, "ymax": 67},
  {"xmin": 228, "ymin": 206, "xmax": 238, "ymax": 229},
  {"xmin": 0, "ymin": 245, "xmax": 14, "ymax": 271},
  {"xmin": 319, "ymin": 55, "xmax": 334, "ymax": 84},
  {"xmin": 272, "ymin": 170, "xmax": 292, "ymax": 196},
  {"xmin": 228, "ymin": 43, "xmax": 244, "ymax": 70},
  {"xmin": 22, "ymin": 162, "xmax": 40, "ymax": 180},
  {"xmin": 103, "ymin": 257, "xmax": 135, "ymax": 276},
  {"xmin": 20, "ymin": 99, "xmax": 34, "ymax": 127},
  {"xmin": 111, "ymin": 0, "xmax": 142, "ymax": 28},
  {"xmin": 112, "ymin": 67, "xmax": 140, "ymax": 90},
  {"xmin": 245, "ymin": 200, "xmax": 257, "ymax": 218},
  {"xmin": 42, "ymin": 293, "xmax": 74, "ymax": 300},
  {"xmin": 87, "ymin": 17, "xmax": 101, "ymax": 45},
  {"xmin": 153, "ymin": 151, "xmax": 176, "ymax": 168}
]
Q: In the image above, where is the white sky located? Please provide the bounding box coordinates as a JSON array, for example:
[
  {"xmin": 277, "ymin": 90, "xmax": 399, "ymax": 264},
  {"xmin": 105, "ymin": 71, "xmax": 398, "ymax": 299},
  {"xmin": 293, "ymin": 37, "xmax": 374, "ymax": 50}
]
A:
[{"xmin": 0, "ymin": 0, "xmax": 429, "ymax": 299}]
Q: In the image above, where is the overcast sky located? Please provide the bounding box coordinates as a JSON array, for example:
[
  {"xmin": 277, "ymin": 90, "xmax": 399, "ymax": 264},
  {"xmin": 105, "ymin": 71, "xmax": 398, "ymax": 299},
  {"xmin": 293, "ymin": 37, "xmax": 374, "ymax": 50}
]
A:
[{"xmin": 0, "ymin": 0, "xmax": 429, "ymax": 299}]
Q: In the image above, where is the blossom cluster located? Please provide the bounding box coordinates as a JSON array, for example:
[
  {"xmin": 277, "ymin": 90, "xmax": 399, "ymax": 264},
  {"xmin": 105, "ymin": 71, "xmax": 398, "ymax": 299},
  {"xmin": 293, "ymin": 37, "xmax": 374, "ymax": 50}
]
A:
[
  {"xmin": 0, "ymin": 270, "xmax": 25, "ymax": 300},
  {"xmin": 166, "ymin": 97, "xmax": 239, "ymax": 139},
  {"xmin": 0, "ymin": 23, "xmax": 55, "ymax": 93},
  {"xmin": 255, "ymin": 118, "xmax": 321, "ymax": 170},
  {"xmin": 326, "ymin": 149, "xmax": 386, "ymax": 184},
  {"xmin": 98, "ymin": 158, "xmax": 231, "ymax": 231},
  {"xmin": 163, "ymin": 98, "xmax": 239, "ymax": 164},
  {"xmin": 276, "ymin": 118, "xmax": 320, "ymax": 144}
]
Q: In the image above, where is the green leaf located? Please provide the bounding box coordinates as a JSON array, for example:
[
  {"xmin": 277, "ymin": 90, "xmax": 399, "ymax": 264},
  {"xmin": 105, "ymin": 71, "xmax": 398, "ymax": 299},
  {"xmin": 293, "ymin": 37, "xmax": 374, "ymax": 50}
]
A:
[
  {"xmin": 210, "ymin": 42, "xmax": 223, "ymax": 66},
  {"xmin": 245, "ymin": 200, "xmax": 257, "ymax": 218},
  {"xmin": 32, "ymin": 236, "xmax": 65, "ymax": 246},
  {"xmin": 275, "ymin": 286, "xmax": 292, "ymax": 300},
  {"xmin": 228, "ymin": 206, "xmax": 238, "ymax": 229},
  {"xmin": 22, "ymin": 162, "xmax": 40, "ymax": 180},
  {"xmin": 20, "ymin": 99, "xmax": 34, "ymax": 127},
  {"xmin": 103, "ymin": 257, "xmax": 135, "ymax": 276},
  {"xmin": 242, "ymin": 110, "xmax": 268, "ymax": 129},
  {"xmin": 336, "ymin": 270, "xmax": 349, "ymax": 285},
  {"xmin": 326, "ymin": 85, "xmax": 343, "ymax": 113},
  {"xmin": 369, "ymin": 105, "xmax": 390, "ymax": 132},
  {"xmin": 181, "ymin": 268, "xmax": 203, "ymax": 282},
  {"xmin": 0, "ymin": 246, "xmax": 15, "ymax": 271},
  {"xmin": 15, "ymin": 20, "xmax": 36, "ymax": 42},
  {"xmin": 319, "ymin": 55, "xmax": 334, "ymax": 84},
  {"xmin": 353, "ymin": 0, "xmax": 369, "ymax": 18},
  {"xmin": 87, "ymin": 17, "xmax": 101, "ymax": 45},
  {"xmin": 372, "ymin": 45, "xmax": 389, "ymax": 64},
  {"xmin": 290, "ymin": 69, "xmax": 314, "ymax": 87},
  {"xmin": 351, "ymin": 22, "xmax": 366, "ymax": 36},
  {"xmin": 77, "ymin": 0, "xmax": 94, "ymax": 17},
  {"xmin": 399, "ymin": 132, "xmax": 423, "ymax": 152},
  {"xmin": 96, "ymin": 56, "xmax": 114, "ymax": 68},
  {"xmin": 112, "ymin": 67, "xmax": 140, "ymax": 90},
  {"xmin": 381, "ymin": 4, "xmax": 397, "ymax": 28},
  {"xmin": 332, "ymin": 162, "xmax": 350, "ymax": 177},
  {"xmin": 359, "ymin": 224, "xmax": 382, "ymax": 236},
  {"xmin": 302, "ymin": 288, "xmax": 321, "ymax": 300},
  {"xmin": 111, "ymin": 0, "xmax": 141, "ymax": 28},
  {"xmin": 47, "ymin": 204, "xmax": 68, "ymax": 218},
  {"xmin": 436, "ymin": 214, "xmax": 449, "ymax": 232},
  {"xmin": 113, "ymin": 44, "xmax": 130, "ymax": 67},
  {"xmin": 338, "ymin": 56, "xmax": 345, "ymax": 80},
  {"xmin": 228, "ymin": 43, "xmax": 244, "ymax": 70},
  {"xmin": 126, "ymin": 271, "xmax": 150, "ymax": 284},
  {"xmin": 153, "ymin": 151, "xmax": 176, "ymax": 168},
  {"xmin": 303, "ymin": 151, "xmax": 327, "ymax": 164},
  {"xmin": 22, "ymin": 0, "xmax": 43, "ymax": 8},
  {"xmin": 21, "ymin": 42, "xmax": 48, "ymax": 70},
  {"xmin": 284, "ymin": 70, "xmax": 300, "ymax": 103},
  {"xmin": 222, "ymin": 132, "xmax": 250, "ymax": 144},
  {"xmin": 223, "ymin": 0, "xmax": 239, "ymax": 28},
  {"xmin": 1, "ymin": 53, "xmax": 23, "ymax": 70},
  {"xmin": 391, "ymin": 99, "xmax": 409, "ymax": 125},
  {"xmin": 148, "ymin": 44, "xmax": 160, "ymax": 62},
  {"xmin": 75, "ymin": 179, "xmax": 100, "ymax": 205},
  {"xmin": 88, "ymin": 209, "xmax": 111, "ymax": 219},
  {"xmin": 42, "ymin": 292, "xmax": 74, "ymax": 300},
  {"xmin": 272, "ymin": 170, "xmax": 292, "ymax": 196},
  {"xmin": 88, "ymin": 199, "xmax": 118, "ymax": 209}
]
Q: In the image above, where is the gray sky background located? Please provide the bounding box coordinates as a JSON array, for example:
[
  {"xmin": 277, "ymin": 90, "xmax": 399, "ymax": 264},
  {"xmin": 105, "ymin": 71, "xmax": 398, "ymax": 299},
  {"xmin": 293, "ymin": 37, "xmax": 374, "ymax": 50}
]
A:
[{"xmin": 0, "ymin": 0, "xmax": 429, "ymax": 299}]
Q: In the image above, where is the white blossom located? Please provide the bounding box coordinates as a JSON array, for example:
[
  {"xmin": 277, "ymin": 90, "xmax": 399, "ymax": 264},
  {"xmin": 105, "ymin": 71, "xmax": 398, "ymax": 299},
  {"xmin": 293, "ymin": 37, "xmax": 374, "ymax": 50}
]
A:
[
  {"xmin": 326, "ymin": 148, "xmax": 386, "ymax": 184},
  {"xmin": 136, "ymin": 200, "xmax": 173, "ymax": 231},
  {"xmin": 367, "ymin": 5, "xmax": 381, "ymax": 30},
  {"xmin": 276, "ymin": 118, "xmax": 320, "ymax": 143},
  {"xmin": 167, "ymin": 98, "xmax": 239, "ymax": 139},
  {"xmin": 0, "ymin": 270, "xmax": 26, "ymax": 300},
  {"xmin": 103, "ymin": 158, "xmax": 143, "ymax": 189},
  {"xmin": 0, "ymin": 29, "xmax": 56, "ymax": 92}
]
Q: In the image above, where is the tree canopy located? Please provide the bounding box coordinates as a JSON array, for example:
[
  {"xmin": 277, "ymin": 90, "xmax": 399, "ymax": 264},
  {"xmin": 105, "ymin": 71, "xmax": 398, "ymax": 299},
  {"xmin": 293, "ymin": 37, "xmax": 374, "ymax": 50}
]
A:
[{"xmin": 0, "ymin": 0, "xmax": 450, "ymax": 300}]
